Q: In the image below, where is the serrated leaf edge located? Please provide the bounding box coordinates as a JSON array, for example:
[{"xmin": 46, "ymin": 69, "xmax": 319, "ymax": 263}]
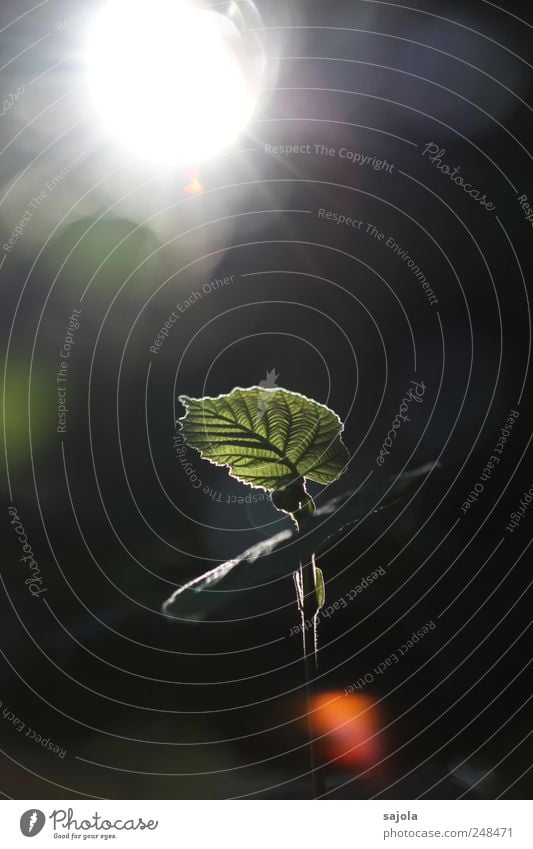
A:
[{"xmin": 177, "ymin": 386, "xmax": 348, "ymax": 491}]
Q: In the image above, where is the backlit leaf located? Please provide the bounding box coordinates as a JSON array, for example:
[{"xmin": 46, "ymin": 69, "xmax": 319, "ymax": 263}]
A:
[{"xmin": 178, "ymin": 386, "xmax": 349, "ymax": 490}]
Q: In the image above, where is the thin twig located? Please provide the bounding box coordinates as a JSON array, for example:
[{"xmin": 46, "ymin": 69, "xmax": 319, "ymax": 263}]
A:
[
  {"xmin": 299, "ymin": 561, "xmax": 325, "ymax": 798},
  {"xmin": 293, "ymin": 489, "xmax": 325, "ymax": 799}
]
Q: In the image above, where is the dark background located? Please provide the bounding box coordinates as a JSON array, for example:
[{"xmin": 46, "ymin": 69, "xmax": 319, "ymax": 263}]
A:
[{"xmin": 0, "ymin": 0, "xmax": 532, "ymax": 798}]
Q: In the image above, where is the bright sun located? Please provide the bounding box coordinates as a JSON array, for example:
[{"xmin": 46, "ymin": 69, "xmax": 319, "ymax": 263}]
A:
[{"xmin": 86, "ymin": 0, "xmax": 256, "ymax": 165}]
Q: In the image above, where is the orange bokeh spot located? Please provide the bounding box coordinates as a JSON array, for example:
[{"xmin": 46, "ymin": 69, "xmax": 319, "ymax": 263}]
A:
[
  {"xmin": 308, "ymin": 691, "xmax": 384, "ymax": 770},
  {"xmin": 184, "ymin": 177, "xmax": 204, "ymax": 195}
]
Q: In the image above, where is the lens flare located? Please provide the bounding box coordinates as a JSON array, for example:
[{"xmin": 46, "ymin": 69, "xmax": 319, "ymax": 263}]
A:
[
  {"xmin": 86, "ymin": 0, "xmax": 257, "ymax": 165},
  {"xmin": 308, "ymin": 691, "xmax": 385, "ymax": 770}
]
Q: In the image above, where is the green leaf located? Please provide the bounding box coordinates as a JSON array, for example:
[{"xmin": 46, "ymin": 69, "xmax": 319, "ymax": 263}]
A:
[
  {"xmin": 178, "ymin": 386, "xmax": 349, "ymax": 490},
  {"xmin": 314, "ymin": 566, "xmax": 325, "ymax": 611}
]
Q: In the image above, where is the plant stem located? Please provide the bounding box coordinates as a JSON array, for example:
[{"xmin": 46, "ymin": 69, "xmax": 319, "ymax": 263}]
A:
[
  {"xmin": 299, "ymin": 556, "xmax": 325, "ymax": 799},
  {"xmin": 293, "ymin": 490, "xmax": 325, "ymax": 799}
]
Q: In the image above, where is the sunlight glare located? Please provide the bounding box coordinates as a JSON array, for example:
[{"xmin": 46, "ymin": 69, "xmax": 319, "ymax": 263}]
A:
[{"xmin": 86, "ymin": 0, "xmax": 256, "ymax": 165}]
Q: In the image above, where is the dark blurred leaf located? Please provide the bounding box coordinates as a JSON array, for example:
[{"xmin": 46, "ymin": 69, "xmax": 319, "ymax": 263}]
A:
[
  {"xmin": 162, "ymin": 463, "xmax": 437, "ymax": 621},
  {"xmin": 44, "ymin": 216, "xmax": 166, "ymax": 293}
]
